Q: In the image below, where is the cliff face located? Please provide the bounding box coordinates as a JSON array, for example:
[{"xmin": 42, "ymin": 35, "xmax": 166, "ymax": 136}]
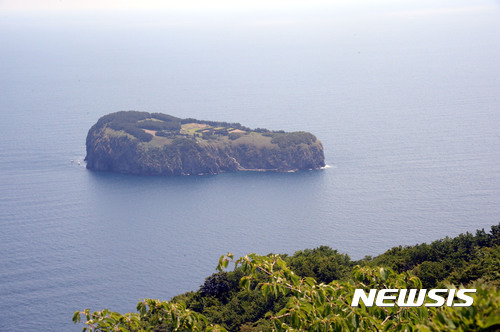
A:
[{"xmin": 85, "ymin": 111, "xmax": 325, "ymax": 176}]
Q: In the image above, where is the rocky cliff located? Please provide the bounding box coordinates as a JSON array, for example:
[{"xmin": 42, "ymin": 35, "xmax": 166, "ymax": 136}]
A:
[{"xmin": 85, "ymin": 111, "xmax": 325, "ymax": 176}]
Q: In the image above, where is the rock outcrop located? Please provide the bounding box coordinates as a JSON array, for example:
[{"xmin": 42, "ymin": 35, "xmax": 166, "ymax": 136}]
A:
[{"xmin": 85, "ymin": 111, "xmax": 325, "ymax": 176}]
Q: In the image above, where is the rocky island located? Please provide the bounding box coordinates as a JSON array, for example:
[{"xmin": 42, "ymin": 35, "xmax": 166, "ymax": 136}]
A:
[{"xmin": 85, "ymin": 111, "xmax": 325, "ymax": 176}]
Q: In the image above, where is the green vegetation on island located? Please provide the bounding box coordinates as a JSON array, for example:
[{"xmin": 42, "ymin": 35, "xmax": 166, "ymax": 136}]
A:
[
  {"xmin": 74, "ymin": 223, "xmax": 500, "ymax": 331},
  {"xmin": 85, "ymin": 111, "xmax": 325, "ymax": 175}
]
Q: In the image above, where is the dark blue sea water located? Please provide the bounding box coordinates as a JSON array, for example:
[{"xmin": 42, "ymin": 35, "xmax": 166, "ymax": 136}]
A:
[{"xmin": 1, "ymin": 2, "xmax": 500, "ymax": 330}]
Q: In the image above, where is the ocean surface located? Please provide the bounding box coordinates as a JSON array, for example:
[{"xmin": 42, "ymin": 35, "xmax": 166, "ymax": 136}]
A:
[{"xmin": 1, "ymin": 1, "xmax": 500, "ymax": 330}]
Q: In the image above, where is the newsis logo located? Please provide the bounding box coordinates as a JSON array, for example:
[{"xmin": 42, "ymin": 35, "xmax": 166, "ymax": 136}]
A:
[{"xmin": 351, "ymin": 289, "xmax": 476, "ymax": 307}]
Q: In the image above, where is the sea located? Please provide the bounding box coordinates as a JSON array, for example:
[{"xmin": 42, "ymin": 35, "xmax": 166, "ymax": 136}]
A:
[{"xmin": 1, "ymin": 1, "xmax": 500, "ymax": 330}]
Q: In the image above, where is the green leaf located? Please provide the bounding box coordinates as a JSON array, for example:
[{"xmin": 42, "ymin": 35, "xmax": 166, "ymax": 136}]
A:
[
  {"xmin": 72, "ymin": 311, "xmax": 81, "ymax": 323},
  {"xmin": 239, "ymin": 276, "xmax": 251, "ymax": 290},
  {"xmin": 304, "ymin": 277, "xmax": 316, "ymax": 287}
]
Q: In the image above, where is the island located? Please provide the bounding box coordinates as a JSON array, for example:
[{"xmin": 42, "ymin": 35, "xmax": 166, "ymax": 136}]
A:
[{"xmin": 85, "ymin": 111, "xmax": 325, "ymax": 176}]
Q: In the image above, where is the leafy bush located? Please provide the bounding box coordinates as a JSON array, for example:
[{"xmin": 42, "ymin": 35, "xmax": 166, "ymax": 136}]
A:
[
  {"xmin": 181, "ymin": 118, "xmax": 250, "ymax": 132},
  {"xmin": 199, "ymin": 272, "xmax": 232, "ymax": 299},
  {"xmin": 137, "ymin": 119, "xmax": 181, "ymax": 131},
  {"xmin": 73, "ymin": 299, "xmax": 226, "ymax": 331},
  {"xmin": 156, "ymin": 130, "xmax": 176, "ymax": 137},
  {"xmin": 151, "ymin": 113, "xmax": 181, "ymax": 122},
  {"xmin": 286, "ymin": 245, "xmax": 352, "ymax": 283},
  {"xmin": 271, "ymin": 132, "xmax": 316, "ymax": 148},
  {"xmin": 92, "ymin": 111, "xmax": 184, "ymax": 142},
  {"xmin": 228, "ymin": 132, "xmax": 244, "ymax": 140},
  {"xmin": 369, "ymin": 223, "xmax": 500, "ymax": 288}
]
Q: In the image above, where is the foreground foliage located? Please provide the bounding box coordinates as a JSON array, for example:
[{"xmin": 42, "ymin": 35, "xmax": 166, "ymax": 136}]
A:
[
  {"xmin": 216, "ymin": 254, "xmax": 499, "ymax": 331},
  {"xmin": 73, "ymin": 299, "xmax": 227, "ymax": 332},
  {"xmin": 74, "ymin": 224, "xmax": 500, "ymax": 331}
]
